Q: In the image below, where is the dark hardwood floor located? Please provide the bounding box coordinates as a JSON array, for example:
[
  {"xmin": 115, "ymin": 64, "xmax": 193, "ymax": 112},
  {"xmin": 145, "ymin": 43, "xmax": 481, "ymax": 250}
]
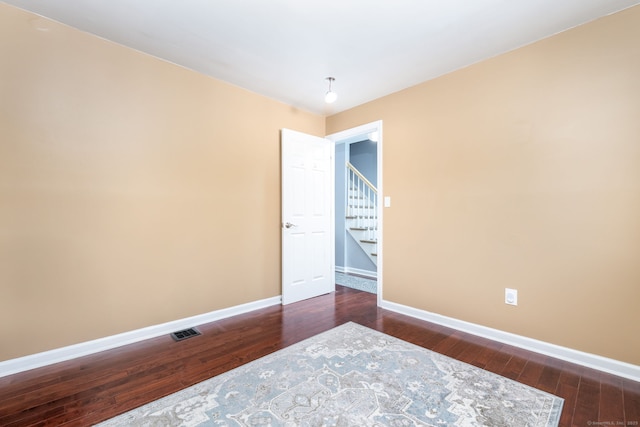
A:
[{"xmin": 1, "ymin": 285, "xmax": 638, "ymax": 426}]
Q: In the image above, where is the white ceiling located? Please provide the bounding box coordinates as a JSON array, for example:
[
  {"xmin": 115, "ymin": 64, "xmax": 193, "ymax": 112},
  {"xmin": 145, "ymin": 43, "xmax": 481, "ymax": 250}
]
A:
[{"xmin": 4, "ymin": 0, "xmax": 640, "ymax": 115}]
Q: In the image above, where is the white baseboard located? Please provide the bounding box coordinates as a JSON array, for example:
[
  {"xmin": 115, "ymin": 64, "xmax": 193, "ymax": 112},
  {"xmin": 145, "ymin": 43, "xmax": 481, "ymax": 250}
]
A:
[
  {"xmin": 381, "ymin": 299, "xmax": 640, "ymax": 382},
  {"xmin": 0, "ymin": 296, "xmax": 282, "ymax": 379},
  {"xmin": 335, "ymin": 266, "xmax": 377, "ymax": 279}
]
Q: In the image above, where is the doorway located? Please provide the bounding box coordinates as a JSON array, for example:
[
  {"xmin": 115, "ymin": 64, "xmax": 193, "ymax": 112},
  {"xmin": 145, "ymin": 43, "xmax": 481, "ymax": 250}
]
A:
[{"xmin": 326, "ymin": 121, "xmax": 383, "ymax": 304}]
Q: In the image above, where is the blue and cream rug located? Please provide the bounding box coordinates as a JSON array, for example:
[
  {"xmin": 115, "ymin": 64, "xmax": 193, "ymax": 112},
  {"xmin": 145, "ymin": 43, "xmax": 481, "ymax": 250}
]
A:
[{"xmin": 96, "ymin": 322, "xmax": 563, "ymax": 426}]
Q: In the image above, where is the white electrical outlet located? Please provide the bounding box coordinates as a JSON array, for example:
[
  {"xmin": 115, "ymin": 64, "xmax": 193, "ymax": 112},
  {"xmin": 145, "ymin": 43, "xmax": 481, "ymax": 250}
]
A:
[{"xmin": 505, "ymin": 288, "xmax": 518, "ymax": 306}]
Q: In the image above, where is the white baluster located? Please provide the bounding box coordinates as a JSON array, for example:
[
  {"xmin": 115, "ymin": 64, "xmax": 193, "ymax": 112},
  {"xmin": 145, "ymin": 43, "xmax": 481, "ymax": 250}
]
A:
[{"xmin": 358, "ymin": 176, "xmax": 363, "ymax": 229}]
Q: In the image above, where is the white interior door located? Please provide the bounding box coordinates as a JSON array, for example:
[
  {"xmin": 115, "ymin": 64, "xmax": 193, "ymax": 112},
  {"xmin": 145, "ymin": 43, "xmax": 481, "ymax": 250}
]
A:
[{"xmin": 281, "ymin": 129, "xmax": 335, "ymax": 305}]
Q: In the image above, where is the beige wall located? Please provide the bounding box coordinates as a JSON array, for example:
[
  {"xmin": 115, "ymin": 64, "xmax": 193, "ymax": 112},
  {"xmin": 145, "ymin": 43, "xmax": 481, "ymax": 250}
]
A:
[
  {"xmin": 0, "ymin": 4, "xmax": 324, "ymax": 361},
  {"xmin": 328, "ymin": 6, "xmax": 640, "ymax": 365}
]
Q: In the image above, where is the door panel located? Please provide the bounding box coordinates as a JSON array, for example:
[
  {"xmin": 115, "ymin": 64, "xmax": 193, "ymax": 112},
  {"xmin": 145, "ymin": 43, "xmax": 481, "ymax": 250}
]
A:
[{"xmin": 281, "ymin": 129, "xmax": 334, "ymax": 305}]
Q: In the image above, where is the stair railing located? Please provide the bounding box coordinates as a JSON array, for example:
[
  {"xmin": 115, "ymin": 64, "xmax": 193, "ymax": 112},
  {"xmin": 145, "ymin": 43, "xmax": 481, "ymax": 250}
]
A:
[{"xmin": 346, "ymin": 162, "xmax": 377, "ymax": 242}]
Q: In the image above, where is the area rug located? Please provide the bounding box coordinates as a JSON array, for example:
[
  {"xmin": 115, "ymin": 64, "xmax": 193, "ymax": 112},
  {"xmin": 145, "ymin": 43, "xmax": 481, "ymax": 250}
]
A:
[
  {"xmin": 96, "ymin": 322, "xmax": 563, "ymax": 426},
  {"xmin": 335, "ymin": 272, "xmax": 377, "ymax": 294}
]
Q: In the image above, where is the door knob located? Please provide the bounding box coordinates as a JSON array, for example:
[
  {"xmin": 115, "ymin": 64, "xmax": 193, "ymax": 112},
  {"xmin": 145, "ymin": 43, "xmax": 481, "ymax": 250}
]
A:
[{"xmin": 283, "ymin": 222, "xmax": 297, "ymax": 229}]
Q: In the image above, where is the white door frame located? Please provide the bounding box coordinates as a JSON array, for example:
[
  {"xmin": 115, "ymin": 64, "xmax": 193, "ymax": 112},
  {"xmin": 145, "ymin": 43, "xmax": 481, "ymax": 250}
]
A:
[{"xmin": 326, "ymin": 120, "xmax": 383, "ymax": 306}]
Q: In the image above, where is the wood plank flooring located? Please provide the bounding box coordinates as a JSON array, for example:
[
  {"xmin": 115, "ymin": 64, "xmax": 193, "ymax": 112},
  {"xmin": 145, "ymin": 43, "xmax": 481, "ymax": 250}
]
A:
[{"xmin": 0, "ymin": 285, "xmax": 638, "ymax": 426}]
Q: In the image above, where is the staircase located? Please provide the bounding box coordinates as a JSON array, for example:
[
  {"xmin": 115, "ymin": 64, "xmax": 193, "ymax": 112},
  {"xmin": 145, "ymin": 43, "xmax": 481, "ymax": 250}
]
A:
[{"xmin": 345, "ymin": 162, "xmax": 378, "ymax": 266}]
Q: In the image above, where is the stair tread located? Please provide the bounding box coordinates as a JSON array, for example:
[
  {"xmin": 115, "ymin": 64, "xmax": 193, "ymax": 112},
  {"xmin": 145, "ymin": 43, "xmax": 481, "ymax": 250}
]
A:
[{"xmin": 360, "ymin": 239, "xmax": 377, "ymax": 244}]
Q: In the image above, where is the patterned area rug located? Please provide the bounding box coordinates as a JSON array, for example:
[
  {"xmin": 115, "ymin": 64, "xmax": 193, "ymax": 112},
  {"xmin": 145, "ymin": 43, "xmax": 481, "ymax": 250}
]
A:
[
  {"xmin": 335, "ymin": 272, "xmax": 377, "ymax": 294},
  {"xmin": 96, "ymin": 323, "xmax": 563, "ymax": 426}
]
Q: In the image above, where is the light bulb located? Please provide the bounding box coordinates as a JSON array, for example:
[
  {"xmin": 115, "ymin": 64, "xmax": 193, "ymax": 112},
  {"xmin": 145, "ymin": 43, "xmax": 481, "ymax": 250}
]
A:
[{"xmin": 325, "ymin": 90, "xmax": 337, "ymax": 104}]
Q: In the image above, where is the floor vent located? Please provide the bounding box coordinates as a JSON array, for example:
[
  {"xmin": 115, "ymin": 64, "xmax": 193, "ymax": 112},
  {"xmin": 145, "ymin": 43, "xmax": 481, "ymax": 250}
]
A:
[{"xmin": 170, "ymin": 327, "xmax": 201, "ymax": 342}]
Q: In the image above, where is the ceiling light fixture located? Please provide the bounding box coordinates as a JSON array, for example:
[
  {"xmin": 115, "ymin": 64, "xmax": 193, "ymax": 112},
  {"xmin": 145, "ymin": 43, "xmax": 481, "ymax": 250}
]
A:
[{"xmin": 324, "ymin": 77, "xmax": 337, "ymax": 104}]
